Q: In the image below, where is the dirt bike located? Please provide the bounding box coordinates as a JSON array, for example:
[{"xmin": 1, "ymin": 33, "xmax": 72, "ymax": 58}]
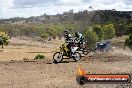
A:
[
  {"xmin": 75, "ymin": 40, "xmax": 90, "ymax": 55},
  {"xmin": 53, "ymin": 41, "xmax": 81, "ymax": 63},
  {"xmin": 95, "ymin": 40, "xmax": 113, "ymax": 52}
]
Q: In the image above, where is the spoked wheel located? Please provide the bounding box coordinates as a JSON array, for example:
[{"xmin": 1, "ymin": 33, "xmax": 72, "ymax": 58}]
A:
[
  {"xmin": 81, "ymin": 43, "xmax": 89, "ymax": 55},
  {"xmin": 53, "ymin": 52, "xmax": 63, "ymax": 63},
  {"xmin": 73, "ymin": 52, "xmax": 81, "ymax": 62},
  {"xmin": 82, "ymin": 48, "xmax": 89, "ymax": 55}
]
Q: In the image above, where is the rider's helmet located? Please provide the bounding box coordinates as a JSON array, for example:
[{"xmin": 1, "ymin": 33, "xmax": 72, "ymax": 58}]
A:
[
  {"xmin": 64, "ymin": 30, "xmax": 69, "ymax": 34},
  {"xmin": 64, "ymin": 30, "xmax": 72, "ymax": 43},
  {"xmin": 64, "ymin": 30, "xmax": 72, "ymax": 38},
  {"xmin": 64, "ymin": 30, "xmax": 69, "ymax": 36}
]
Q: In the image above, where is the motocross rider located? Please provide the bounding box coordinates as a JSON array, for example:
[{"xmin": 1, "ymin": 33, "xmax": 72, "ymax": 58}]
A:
[
  {"xmin": 64, "ymin": 30, "xmax": 74, "ymax": 56},
  {"xmin": 75, "ymin": 32, "xmax": 84, "ymax": 48},
  {"xmin": 64, "ymin": 30, "xmax": 72, "ymax": 42}
]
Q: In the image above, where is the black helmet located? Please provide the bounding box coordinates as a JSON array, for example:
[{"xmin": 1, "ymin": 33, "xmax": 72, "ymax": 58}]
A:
[{"xmin": 64, "ymin": 30, "xmax": 69, "ymax": 33}]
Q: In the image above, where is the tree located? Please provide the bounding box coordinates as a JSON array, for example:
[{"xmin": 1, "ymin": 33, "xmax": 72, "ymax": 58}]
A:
[
  {"xmin": 93, "ymin": 25, "xmax": 104, "ymax": 41},
  {"xmin": 103, "ymin": 24, "xmax": 115, "ymax": 39},
  {"xmin": 125, "ymin": 34, "xmax": 132, "ymax": 49},
  {"xmin": 0, "ymin": 32, "xmax": 9, "ymax": 49},
  {"xmin": 84, "ymin": 27, "xmax": 98, "ymax": 49},
  {"xmin": 127, "ymin": 23, "xmax": 132, "ymax": 34},
  {"xmin": 115, "ymin": 23, "xmax": 129, "ymax": 37}
]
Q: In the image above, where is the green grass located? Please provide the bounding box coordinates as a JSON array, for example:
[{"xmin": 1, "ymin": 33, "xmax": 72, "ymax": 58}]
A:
[{"xmin": 34, "ymin": 54, "xmax": 46, "ymax": 60}]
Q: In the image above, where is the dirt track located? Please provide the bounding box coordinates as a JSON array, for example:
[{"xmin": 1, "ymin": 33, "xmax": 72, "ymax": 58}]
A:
[
  {"xmin": 0, "ymin": 52, "xmax": 132, "ymax": 88},
  {"xmin": 0, "ymin": 37, "xmax": 132, "ymax": 88}
]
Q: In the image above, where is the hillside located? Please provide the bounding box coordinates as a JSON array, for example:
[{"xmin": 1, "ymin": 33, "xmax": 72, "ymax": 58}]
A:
[{"xmin": 0, "ymin": 10, "xmax": 131, "ymax": 25}]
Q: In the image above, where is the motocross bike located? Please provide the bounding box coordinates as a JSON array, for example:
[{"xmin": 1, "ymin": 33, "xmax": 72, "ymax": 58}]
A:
[
  {"xmin": 75, "ymin": 40, "xmax": 90, "ymax": 55},
  {"xmin": 95, "ymin": 41, "xmax": 113, "ymax": 52},
  {"xmin": 53, "ymin": 41, "xmax": 81, "ymax": 63}
]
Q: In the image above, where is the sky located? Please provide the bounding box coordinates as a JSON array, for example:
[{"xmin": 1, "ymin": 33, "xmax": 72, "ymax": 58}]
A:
[{"xmin": 0, "ymin": 0, "xmax": 132, "ymax": 18}]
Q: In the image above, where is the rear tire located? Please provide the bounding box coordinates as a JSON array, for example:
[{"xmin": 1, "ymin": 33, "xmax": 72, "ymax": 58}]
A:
[
  {"xmin": 83, "ymin": 48, "xmax": 89, "ymax": 55},
  {"xmin": 53, "ymin": 52, "xmax": 63, "ymax": 63}
]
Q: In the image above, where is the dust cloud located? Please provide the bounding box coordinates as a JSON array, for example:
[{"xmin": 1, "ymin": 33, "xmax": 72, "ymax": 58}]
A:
[{"xmin": 112, "ymin": 47, "xmax": 132, "ymax": 57}]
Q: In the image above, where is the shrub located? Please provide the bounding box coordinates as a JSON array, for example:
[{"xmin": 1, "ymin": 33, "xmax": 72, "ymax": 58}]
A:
[
  {"xmin": 46, "ymin": 27, "xmax": 58, "ymax": 38},
  {"xmin": 34, "ymin": 54, "xmax": 46, "ymax": 60},
  {"xmin": 0, "ymin": 32, "xmax": 9, "ymax": 49},
  {"xmin": 115, "ymin": 23, "xmax": 129, "ymax": 37},
  {"xmin": 84, "ymin": 27, "xmax": 98, "ymax": 49},
  {"xmin": 40, "ymin": 32, "xmax": 49, "ymax": 38},
  {"xmin": 93, "ymin": 25, "xmax": 104, "ymax": 41},
  {"xmin": 125, "ymin": 34, "xmax": 132, "ymax": 49},
  {"xmin": 103, "ymin": 24, "xmax": 115, "ymax": 39},
  {"xmin": 127, "ymin": 23, "xmax": 132, "ymax": 34}
]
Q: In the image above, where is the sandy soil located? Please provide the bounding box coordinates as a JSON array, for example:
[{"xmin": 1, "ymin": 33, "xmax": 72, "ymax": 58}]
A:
[
  {"xmin": 0, "ymin": 52, "xmax": 132, "ymax": 88},
  {"xmin": 0, "ymin": 37, "xmax": 63, "ymax": 61},
  {"xmin": 0, "ymin": 37, "xmax": 132, "ymax": 88}
]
